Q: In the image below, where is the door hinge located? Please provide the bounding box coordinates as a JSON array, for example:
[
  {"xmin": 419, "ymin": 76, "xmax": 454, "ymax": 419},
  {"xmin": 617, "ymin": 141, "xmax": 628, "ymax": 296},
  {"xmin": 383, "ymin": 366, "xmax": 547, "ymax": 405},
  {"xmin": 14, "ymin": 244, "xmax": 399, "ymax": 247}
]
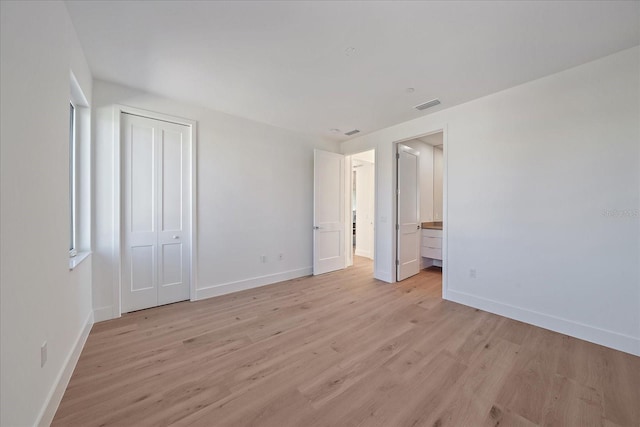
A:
[
  {"xmin": 396, "ymin": 224, "xmax": 399, "ymax": 230},
  {"xmin": 396, "ymin": 259, "xmax": 399, "ymax": 266},
  {"xmin": 396, "ymin": 153, "xmax": 400, "ymax": 160}
]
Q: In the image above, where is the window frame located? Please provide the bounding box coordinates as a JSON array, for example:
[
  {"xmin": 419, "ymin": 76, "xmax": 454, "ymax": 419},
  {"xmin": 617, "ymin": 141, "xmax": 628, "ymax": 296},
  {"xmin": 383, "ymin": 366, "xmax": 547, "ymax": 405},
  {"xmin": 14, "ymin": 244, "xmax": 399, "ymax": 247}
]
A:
[{"xmin": 69, "ymin": 101, "xmax": 77, "ymax": 257}]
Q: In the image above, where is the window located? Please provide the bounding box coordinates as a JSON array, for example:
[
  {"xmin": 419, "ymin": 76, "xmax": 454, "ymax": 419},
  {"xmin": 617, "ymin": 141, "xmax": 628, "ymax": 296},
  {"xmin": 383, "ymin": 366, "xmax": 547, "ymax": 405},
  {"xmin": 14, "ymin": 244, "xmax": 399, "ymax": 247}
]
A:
[
  {"xmin": 69, "ymin": 102, "xmax": 77, "ymax": 257},
  {"xmin": 69, "ymin": 72, "xmax": 91, "ymax": 269}
]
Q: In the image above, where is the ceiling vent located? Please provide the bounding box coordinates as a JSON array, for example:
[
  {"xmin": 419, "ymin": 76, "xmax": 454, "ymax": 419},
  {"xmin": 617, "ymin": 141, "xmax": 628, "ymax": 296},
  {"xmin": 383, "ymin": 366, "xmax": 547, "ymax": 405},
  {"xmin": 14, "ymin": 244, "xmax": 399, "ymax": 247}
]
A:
[
  {"xmin": 345, "ymin": 129, "xmax": 360, "ymax": 136},
  {"xmin": 414, "ymin": 99, "xmax": 441, "ymax": 111}
]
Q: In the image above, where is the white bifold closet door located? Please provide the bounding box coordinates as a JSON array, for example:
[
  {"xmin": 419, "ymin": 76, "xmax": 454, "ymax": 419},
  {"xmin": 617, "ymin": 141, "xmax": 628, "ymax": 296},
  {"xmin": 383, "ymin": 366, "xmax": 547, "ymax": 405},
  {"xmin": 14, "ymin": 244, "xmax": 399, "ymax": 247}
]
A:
[{"xmin": 121, "ymin": 113, "xmax": 191, "ymax": 313}]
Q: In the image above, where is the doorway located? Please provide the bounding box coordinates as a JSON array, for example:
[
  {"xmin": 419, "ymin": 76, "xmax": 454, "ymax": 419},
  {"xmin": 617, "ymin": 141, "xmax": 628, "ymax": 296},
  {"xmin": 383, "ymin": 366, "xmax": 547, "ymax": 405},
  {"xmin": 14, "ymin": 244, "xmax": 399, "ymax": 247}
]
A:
[
  {"xmin": 395, "ymin": 131, "xmax": 445, "ymax": 287},
  {"xmin": 119, "ymin": 110, "xmax": 195, "ymax": 313},
  {"xmin": 348, "ymin": 149, "xmax": 375, "ymax": 273},
  {"xmin": 312, "ymin": 148, "xmax": 376, "ymax": 277}
]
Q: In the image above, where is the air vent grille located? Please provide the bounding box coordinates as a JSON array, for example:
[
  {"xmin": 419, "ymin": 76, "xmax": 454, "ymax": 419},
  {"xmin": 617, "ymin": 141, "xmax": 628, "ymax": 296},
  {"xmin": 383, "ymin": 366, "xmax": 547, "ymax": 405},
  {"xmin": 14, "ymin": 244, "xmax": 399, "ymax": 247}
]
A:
[
  {"xmin": 345, "ymin": 129, "xmax": 360, "ymax": 136},
  {"xmin": 414, "ymin": 99, "xmax": 441, "ymax": 111}
]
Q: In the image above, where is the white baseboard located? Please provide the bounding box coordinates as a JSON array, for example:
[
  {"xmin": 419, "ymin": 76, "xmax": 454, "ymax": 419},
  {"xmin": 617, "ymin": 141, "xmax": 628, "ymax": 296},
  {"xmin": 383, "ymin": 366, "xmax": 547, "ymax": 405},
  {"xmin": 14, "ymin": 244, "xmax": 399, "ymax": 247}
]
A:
[
  {"xmin": 420, "ymin": 257, "xmax": 433, "ymax": 269},
  {"xmin": 93, "ymin": 306, "xmax": 113, "ymax": 323},
  {"xmin": 375, "ymin": 268, "xmax": 393, "ymax": 283},
  {"xmin": 36, "ymin": 310, "xmax": 94, "ymax": 427},
  {"xmin": 354, "ymin": 249, "xmax": 373, "ymax": 259},
  {"xmin": 196, "ymin": 267, "xmax": 312, "ymax": 300},
  {"xmin": 447, "ymin": 289, "xmax": 640, "ymax": 357}
]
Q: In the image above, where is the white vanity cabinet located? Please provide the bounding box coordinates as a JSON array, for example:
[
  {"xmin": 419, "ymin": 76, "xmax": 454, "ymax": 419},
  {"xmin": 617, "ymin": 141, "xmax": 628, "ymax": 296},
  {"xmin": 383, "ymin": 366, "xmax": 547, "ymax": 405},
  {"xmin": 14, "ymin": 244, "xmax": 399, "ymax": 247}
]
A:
[{"xmin": 421, "ymin": 228, "xmax": 443, "ymax": 260}]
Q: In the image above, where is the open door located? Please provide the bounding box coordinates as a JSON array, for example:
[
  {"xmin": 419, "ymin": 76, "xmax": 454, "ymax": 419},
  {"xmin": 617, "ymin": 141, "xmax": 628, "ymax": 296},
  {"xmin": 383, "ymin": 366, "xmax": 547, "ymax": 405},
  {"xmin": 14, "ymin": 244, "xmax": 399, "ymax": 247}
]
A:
[
  {"xmin": 313, "ymin": 149, "xmax": 346, "ymax": 275},
  {"xmin": 397, "ymin": 144, "xmax": 420, "ymax": 281}
]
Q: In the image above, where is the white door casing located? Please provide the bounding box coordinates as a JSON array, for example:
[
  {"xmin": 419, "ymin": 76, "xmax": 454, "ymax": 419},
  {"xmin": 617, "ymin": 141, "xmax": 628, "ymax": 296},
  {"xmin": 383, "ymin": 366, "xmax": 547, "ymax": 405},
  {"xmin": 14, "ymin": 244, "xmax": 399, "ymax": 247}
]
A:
[
  {"xmin": 121, "ymin": 113, "xmax": 191, "ymax": 312},
  {"xmin": 345, "ymin": 156, "xmax": 353, "ymax": 268},
  {"xmin": 313, "ymin": 149, "xmax": 346, "ymax": 275},
  {"xmin": 355, "ymin": 161, "xmax": 375, "ymax": 260},
  {"xmin": 396, "ymin": 144, "xmax": 421, "ymax": 281}
]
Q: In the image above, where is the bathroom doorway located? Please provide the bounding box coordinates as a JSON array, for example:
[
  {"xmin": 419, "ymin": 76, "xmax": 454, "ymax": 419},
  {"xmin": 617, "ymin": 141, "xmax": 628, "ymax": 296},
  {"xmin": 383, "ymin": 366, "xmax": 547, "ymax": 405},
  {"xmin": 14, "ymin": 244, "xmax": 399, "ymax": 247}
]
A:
[
  {"xmin": 395, "ymin": 131, "xmax": 444, "ymax": 285},
  {"xmin": 347, "ymin": 149, "xmax": 375, "ymax": 273}
]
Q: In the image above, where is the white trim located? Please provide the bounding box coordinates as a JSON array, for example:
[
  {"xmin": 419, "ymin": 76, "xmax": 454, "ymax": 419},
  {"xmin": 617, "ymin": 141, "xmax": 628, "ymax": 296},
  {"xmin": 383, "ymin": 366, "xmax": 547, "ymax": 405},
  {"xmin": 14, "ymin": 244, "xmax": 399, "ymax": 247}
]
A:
[
  {"xmin": 93, "ymin": 306, "xmax": 113, "ymax": 323},
  {"xmin": 420, "ymin": 257, "xmax": 434, "ymax": 270},
  {"xmin": 341, "ymin": 148, "xmax": 377, "ymax": 274},
  {"xmin": 69, "ymin": 71, "xmax": 89, "ymax": 107},
  {"xmin": 344, "ymin": 155, "xmax": 353, "ymax": 268},
  {"xmin": 372, "ymin": 149, "xmax": 378, "ymax": 277},
  {"xmin": 69, "ymin": 101, "xmax": 77, "ymax": 256},
  {"xmin": 189, "ymin": 113, "xmax": 199, "ymax": 307},
  {"xmin": 70, "ymin": 71, "xmax": 92, "ymax": 262},
  {"xmin": 112, "ymin": 107, "xmax": 121, "ymax": 318},
  {"xmin": 391, "ymin": 125, "xmax": 448, "ymax": 296},
  {"xmin": 112, "ymin": 105, "xmax": 198, "ymax": 318},
  {"xmin": 196, "ymin": 267, "xmax": 312, "ymax": 301},
  {"xmin": 376, "ymin": 270, "xmax": 394, "ymax": 283},
  {"xmin": 68, "ymin": 251, "xmax": 91, "ymax": 271},
  {"xmin": 36, "ymin": 311, "xmax": 94, "ymax": 427},
  {"xmin": 448, "ymin": 289, "xmax": 640, "ymax": 357},
  {"xmin": 441, "ymin": 124, "xmax": 449, "ymax": 299}
]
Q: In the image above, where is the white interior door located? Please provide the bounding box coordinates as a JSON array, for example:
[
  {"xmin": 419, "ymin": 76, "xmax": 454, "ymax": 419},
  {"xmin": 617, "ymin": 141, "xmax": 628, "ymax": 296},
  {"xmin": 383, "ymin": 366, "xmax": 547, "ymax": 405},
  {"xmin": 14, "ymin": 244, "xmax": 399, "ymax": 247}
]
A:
[
  {"xmin": 397, "ymin": 144, "xmax": 421, "ymax": 281},
  {"xmin": 355, "ymin": 161, "xmax": 374, "ymax": 260},
  {"xmin": 122, "ymin": 113, "xmax": 191, "ymax": 312},
  {"xmin": 314, "ymin": 149, "xmax": 346, "ymax": 275}
]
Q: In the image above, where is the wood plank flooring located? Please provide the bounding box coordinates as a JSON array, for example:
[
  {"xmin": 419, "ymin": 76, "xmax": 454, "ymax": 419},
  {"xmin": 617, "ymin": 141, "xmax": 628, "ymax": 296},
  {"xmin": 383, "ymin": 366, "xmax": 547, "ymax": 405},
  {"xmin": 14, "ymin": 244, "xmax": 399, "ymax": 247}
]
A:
[{"xmin": 53, "ymin": 258, "xmax": 640, "ymax": 426}]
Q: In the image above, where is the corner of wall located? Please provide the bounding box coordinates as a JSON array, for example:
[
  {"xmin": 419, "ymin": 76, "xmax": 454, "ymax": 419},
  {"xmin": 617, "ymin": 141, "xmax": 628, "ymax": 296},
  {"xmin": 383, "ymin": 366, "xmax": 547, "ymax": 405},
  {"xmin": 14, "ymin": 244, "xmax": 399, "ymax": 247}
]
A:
[
  {"xmin": 36, "ymin": 311, "xmax": 94, "ymax": 427},
  {"xmin": 93, "ymin": 306, "xmax": 114, "ymax": 323}
]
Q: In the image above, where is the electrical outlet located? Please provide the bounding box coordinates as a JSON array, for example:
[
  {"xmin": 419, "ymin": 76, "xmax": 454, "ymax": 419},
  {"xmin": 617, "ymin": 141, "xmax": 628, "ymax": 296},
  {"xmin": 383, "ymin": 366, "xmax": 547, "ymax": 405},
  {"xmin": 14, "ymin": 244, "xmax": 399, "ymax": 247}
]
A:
[
  {"xmin": 278, "ymin": 253, "xmax": 284, "ymax": 261},
  {"xmin": 469, "ymin": 269, "xmax": 477, "ymax": 279},
  {"xmin": 41, "ymin": 341, "xmax": 47, "ymax": 368},
  {"xmin": 260, "ymin": 255, "xmax": 267, "ymax": 263}
]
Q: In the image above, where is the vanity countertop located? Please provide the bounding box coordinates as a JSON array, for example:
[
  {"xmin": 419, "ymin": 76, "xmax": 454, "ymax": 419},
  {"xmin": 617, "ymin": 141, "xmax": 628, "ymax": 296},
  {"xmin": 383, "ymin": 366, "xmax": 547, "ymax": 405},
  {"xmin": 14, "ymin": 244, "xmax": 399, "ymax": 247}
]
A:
[{"xmin": 421, "ymin": 222, "xmax": 443, "ymax": 230}]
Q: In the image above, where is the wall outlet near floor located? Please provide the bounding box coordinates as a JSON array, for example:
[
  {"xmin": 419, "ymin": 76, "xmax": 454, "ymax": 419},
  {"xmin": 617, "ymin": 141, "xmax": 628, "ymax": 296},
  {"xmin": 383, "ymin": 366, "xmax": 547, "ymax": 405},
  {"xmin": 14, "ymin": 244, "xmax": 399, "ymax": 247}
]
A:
[
  {"xmin": 469, "ymin": 269, "xmax": 477, "ymax": 279},
  {"xmin": 41, "ymin": 341, "xmax": 47, "ymax": 367},
  {"xmin": 260, "ymin": 255, "xmax": 267, "ymax": 263}
]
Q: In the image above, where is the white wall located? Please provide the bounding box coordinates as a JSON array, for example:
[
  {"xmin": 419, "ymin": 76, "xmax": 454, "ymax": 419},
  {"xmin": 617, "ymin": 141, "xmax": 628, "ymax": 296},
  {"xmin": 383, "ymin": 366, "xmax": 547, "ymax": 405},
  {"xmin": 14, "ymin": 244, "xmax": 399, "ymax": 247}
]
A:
[
  {"xmin": 0, "ymin": 1, "xmax": 94, "ymax": 426},
  {"xmin": 342, "ymin": 46, "xmax": 640, "ymax": 355},
  {"xmin": 92, "ymin": 80, "xmax": 339, "ymax": 318}
]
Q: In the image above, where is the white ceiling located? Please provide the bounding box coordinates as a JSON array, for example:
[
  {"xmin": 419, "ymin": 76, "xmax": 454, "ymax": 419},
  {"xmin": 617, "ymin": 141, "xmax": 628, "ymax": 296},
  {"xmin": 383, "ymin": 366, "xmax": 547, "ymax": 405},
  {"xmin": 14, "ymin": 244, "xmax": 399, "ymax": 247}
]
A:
[{"xmin": 65, "ymin": 1, "xmax": 640, "ymax": 141}]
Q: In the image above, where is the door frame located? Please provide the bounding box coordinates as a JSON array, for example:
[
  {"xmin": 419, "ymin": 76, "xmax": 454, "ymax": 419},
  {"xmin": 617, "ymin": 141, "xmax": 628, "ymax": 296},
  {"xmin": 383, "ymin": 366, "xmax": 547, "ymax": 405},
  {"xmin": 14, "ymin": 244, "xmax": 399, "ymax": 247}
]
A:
[
  {"xmin": 343, "ymin": 149, "xmax": 377, "ymax": 273},
  {"xmin": 395, "ymin": 143, "xmax": 421, "ymax": 281},
  {"xmin": 392, "ymin": 125, "xmax": 448, "ymax": 298},
  {"xmin": 111, "ymin": 105, "xmax": 198, "ymax": 318}
]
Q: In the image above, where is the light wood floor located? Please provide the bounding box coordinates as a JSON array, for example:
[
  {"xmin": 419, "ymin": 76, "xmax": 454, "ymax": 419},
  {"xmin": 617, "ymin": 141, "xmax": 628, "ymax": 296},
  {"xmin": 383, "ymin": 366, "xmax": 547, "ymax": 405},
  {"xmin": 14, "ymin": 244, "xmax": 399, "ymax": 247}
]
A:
[{"xmin": 53, "ymin": 258, "xmax": 639, "ymax": 427}]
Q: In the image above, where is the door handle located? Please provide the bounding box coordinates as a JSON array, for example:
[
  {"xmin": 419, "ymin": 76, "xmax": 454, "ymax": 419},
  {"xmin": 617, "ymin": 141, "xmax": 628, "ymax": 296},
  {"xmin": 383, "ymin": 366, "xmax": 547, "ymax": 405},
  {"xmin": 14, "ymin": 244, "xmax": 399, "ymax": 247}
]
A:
[{"xmin": 172, "ymin": 235, "xmax": 180, "ymax": 239}]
